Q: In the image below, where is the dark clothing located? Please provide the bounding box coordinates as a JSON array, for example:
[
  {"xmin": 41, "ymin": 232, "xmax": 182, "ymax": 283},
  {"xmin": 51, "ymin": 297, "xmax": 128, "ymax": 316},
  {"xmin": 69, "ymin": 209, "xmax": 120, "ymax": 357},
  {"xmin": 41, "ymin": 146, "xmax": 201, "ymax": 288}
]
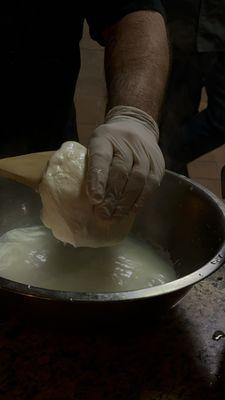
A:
[
  {"xmin": 162, "ymin": 0, "xmax": 225, "ymax": 53},
  {"xmin": 160, "ymin": 1, "xmax": 225, "ymax": 173},
  {"xmin": 160, "ymin": 53, "xmax": 225, "ymax": 169},
  {"xmin": 197, "ymin": 0, "xmax": 225, "ymax": 52},
  {"xmin": 2, "ymin": 1, "xmax": 164, "ymax": 157}
]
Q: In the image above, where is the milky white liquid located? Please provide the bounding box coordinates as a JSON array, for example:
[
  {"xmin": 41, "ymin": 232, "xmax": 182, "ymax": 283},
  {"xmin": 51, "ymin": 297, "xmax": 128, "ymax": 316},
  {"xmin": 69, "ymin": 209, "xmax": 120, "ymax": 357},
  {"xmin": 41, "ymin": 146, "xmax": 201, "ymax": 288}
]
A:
[{"xmin": 0, "ymin": 226, "xmax": 176, "ymax": 292}]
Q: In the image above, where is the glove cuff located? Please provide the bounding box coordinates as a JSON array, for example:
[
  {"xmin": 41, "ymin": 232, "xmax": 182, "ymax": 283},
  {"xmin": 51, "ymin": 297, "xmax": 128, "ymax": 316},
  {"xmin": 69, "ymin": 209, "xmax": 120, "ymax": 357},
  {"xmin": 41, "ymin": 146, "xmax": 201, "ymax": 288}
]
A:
[{"xmin": 105, "ymin": 106, "xmax": 159, "ymax": 141}]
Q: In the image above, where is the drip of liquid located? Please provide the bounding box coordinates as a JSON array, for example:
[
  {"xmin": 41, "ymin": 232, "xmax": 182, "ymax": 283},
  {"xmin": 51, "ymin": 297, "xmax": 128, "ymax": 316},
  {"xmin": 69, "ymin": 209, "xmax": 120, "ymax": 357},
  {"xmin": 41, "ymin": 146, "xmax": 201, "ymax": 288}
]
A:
[
  {"xmin": 0, "ymin": 226, "xmax": 176, "ymax": 292},
  {"xmin": 212, "ymin": 330, "xmax": 225, "ymax": 341}
]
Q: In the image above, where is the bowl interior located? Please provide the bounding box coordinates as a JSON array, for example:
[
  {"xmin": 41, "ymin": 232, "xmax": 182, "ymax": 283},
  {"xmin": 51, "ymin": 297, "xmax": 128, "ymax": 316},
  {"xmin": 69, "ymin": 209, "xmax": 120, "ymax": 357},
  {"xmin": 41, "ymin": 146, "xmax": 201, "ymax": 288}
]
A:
[
  {"xmin": 0, "ymin": 172, "xmax": 224, "ymax": 293},
  {"xmin": 134, "ymin": 172, "xmax": 225, "ymax": 279}
]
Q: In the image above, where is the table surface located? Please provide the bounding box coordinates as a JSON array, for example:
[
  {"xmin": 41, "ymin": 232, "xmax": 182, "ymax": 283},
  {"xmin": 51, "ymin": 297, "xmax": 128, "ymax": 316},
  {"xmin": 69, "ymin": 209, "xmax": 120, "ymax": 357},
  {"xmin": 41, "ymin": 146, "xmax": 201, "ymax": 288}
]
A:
[{"xmin": 0, "ymin": 266, "xmax": 225, "ymax": 400}]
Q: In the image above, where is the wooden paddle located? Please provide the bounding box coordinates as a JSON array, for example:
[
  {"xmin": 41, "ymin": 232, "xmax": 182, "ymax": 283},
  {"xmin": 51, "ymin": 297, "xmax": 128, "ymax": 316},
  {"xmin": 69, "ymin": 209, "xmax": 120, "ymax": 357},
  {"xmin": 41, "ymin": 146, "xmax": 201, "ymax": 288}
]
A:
[{"xmin": 0, "ymin": 151, "xmax": 54, "ymax": 190}]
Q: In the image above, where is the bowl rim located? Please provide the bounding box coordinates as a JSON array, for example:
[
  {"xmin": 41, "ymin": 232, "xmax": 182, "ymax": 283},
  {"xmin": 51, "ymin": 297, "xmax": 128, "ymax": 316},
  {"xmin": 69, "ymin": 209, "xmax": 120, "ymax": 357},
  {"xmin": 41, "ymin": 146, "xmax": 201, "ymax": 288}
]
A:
[{"xmin": 0, "ymin": 171, "xmax": 225, "ymax": 303}]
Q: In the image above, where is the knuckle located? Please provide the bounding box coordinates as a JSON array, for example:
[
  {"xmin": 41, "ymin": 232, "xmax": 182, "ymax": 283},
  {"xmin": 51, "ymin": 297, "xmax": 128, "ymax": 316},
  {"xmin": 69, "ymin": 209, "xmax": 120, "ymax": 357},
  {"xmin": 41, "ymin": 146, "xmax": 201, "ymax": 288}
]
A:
[
  {"xmin": 92, "ymin": 124, "xmax": 112, "ymax": 139},
  {"xmin": 89, "ymin": 150, "xmax": 112, "ymax": 165},
  {"xmin": 92, "ymin": 125, "xmax": 106, "ymax": 136}
]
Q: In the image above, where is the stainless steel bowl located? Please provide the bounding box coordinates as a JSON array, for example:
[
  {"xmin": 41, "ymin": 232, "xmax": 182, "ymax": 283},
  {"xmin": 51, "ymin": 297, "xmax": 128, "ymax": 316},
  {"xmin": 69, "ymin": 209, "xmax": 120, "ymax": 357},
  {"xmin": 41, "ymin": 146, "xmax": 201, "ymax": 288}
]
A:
[{"xmin": 0, "ymin": 172, "xmax": 224, "ymax": 322}]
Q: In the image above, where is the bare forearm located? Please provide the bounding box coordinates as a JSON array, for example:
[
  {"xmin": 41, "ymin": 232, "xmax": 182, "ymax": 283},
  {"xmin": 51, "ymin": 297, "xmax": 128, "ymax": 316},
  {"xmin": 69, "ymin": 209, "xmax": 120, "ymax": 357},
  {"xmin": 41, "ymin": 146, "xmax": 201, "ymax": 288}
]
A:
[{"xmin": 103, "ymin": 11, "xmax": 169, "ymax": 121}]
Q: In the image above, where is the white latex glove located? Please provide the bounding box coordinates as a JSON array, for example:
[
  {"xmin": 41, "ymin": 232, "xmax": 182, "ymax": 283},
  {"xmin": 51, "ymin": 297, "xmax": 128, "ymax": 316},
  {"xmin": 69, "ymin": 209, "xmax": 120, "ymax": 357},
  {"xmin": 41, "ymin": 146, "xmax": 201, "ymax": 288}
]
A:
[{"xmin": 87, "ymin": 105, "xmax": 165, "ymax": 218}]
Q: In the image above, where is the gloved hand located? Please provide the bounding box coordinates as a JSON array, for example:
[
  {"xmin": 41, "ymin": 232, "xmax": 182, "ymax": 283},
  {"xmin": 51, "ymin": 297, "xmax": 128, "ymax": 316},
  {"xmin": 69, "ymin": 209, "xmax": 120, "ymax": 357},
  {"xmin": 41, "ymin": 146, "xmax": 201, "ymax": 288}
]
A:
[{"xmin": 87, "ymin": 105, "xmax": 165, "ymax": 218}]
